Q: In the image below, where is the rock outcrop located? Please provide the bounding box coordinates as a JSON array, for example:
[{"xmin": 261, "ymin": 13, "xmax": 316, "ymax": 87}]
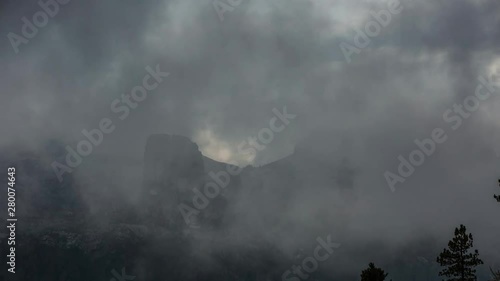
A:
[
  {"xmin": 142, "ymin": 134, "xmax": 206, "ymax": 228},
  {"xmin": 142, "ymin": 134, "xmax": 232, "ymax": 229}
]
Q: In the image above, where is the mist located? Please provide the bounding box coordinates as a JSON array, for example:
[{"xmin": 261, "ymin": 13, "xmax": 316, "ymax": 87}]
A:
[{"xmin": 1, "ymin": 0, "xmax": 500, "ymax": 280}]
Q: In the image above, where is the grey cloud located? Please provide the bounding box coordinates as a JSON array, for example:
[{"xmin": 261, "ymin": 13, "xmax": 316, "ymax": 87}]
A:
[{"xmin": 0, "ymin": 0, "xmax": 499, "ymax": 278}]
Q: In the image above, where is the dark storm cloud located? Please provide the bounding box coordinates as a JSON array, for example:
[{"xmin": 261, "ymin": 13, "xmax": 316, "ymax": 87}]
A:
[{"xmin": 2, "ymin": 0, "xmax": 497, "ymax": 152}]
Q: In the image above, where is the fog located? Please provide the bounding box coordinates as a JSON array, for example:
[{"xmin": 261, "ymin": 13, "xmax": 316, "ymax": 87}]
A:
[{"xmin": 1, "ymin": 0, "xmax": 500, "ymax": 279}]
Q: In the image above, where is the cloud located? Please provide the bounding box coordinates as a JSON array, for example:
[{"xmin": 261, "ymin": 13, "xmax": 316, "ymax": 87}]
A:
[{"xmin": 1, "ymin": 0, "xmax": 500, "ymax": 275}]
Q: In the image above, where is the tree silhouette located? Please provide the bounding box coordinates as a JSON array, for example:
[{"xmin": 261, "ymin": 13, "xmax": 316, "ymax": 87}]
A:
[
  {"xmin": 436, "ymin": 224, "xmax": 483, "ymax": 281},
  {"xmin": 490, "ymin": 267, "xmax": 500, "ymax": 281},
  {"xmin": 495, "ymin": 180, "xmax": 500, "ymax": 203},
  {"xmin": 360, "ymin": 262, "xmax": 389, "ymax": 281}
]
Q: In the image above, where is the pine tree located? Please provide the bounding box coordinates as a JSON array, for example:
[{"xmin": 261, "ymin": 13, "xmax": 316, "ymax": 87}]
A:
[
  {"xmin": 490, "ymin": 268, "xmax": 500, "ymax": 281},
  {"xmin": 360, "ymin": 262, "xmax": 389, "ymax": 281},
  {"xmin": 495, "ymin": 179, "xmax": 500, "ymax": 203},
  {"xmin": 491, "ymin": 181, "xmax": 500, "ymax": 281},
  {"xmin": 436, "ymin": 224, "xmax": 484, "ymax": 281}
]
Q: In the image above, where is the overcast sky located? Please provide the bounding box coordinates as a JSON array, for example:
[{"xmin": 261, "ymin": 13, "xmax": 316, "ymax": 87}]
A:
[{"xmin": 1, "ymin": 0, "xmax": 500, "ymax": 270}]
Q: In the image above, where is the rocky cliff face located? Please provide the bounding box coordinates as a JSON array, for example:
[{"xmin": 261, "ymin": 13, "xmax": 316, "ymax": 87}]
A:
[
  {"xmin": 143, "ymin": 134, "xmax": 205, "ymax": 192},
  {"xmin": 0, "ymin": 135, "xmax": 290, "ymax": 281},
  {"xmin": 141, "ymin": 134, "xmax": 232, "ymax": 229},
  {"xmin": 142, "ymin": 134, "xmax": 206, "ymax": 228},
  {"xmin": 0, "ymin": 134, "xmax": 443, "ymax": 281}
]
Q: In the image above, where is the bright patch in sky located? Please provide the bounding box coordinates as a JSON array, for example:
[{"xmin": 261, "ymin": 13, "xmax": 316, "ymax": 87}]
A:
[{"xmin": 194, "ymin": 128, "xmax": 256, "ymax": 166}]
